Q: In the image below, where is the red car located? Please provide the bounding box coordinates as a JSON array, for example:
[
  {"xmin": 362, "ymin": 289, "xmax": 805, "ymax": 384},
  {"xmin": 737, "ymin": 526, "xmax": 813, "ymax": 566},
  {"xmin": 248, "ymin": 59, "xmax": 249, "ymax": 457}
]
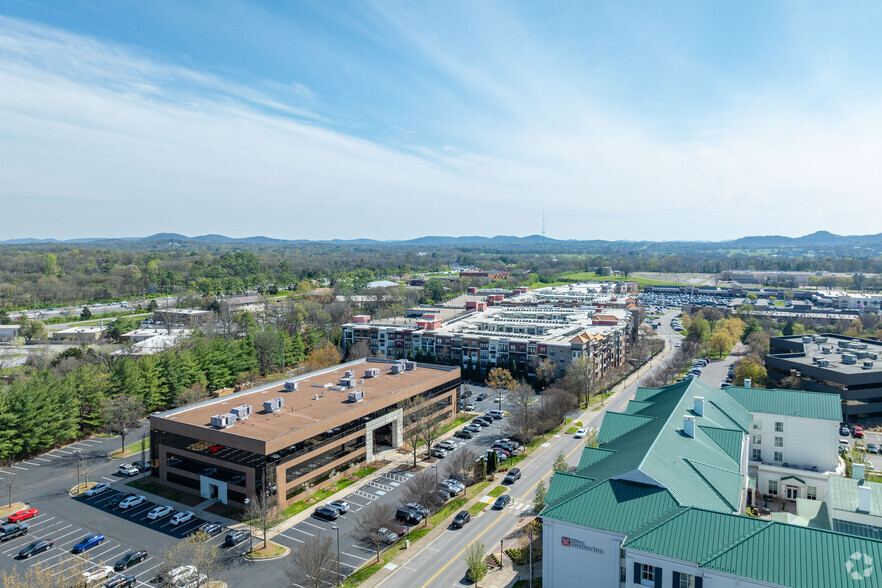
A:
[
  {"xmin": 8, "ymin": 508, "xmax": 39, "ymax": 524},
  {"xmin": 207, "ymin": 445, "xmax": 224, "ymax": 454},
  {"xmin": 853, "ymin": 426, "xmax": 864, "ymax": 439}
]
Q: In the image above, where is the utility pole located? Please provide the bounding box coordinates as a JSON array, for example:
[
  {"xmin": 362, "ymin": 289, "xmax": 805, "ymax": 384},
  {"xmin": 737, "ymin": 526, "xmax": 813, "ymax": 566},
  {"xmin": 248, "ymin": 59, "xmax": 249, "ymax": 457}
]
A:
[
  {"xmin": 74, "ymin": 450, "xmax": 81, "ymax": 493},
  {"xmin": 332, "ymin": 524, "xmax": 341, "ymax": 586}
]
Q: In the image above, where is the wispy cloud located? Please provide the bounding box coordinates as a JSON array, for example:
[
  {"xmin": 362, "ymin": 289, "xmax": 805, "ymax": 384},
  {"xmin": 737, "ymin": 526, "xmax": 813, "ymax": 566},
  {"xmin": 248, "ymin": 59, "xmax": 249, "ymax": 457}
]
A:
[{"xmin": 1, "ymin": 8, "xmax": 882, "ymax": 241}]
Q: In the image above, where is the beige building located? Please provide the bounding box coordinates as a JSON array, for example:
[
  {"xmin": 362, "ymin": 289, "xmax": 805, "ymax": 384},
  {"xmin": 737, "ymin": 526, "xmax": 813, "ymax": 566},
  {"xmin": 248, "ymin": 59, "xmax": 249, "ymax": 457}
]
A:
[{"xmin": 50, "ymin": 325, "xmax": 107, "ymax": 343}]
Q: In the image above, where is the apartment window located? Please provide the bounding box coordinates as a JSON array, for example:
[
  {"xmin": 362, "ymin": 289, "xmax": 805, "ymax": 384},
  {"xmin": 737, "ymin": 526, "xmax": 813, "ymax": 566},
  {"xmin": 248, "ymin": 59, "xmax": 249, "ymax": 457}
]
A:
[
  {"xmin": 774, "ymin": 451, "xmax": 783, "ymax": 462},
  {"xmin": 774, "ymin": 437, "xmax": 784, "ymax": 447},
  {"xmin": 621, "ymin": 566, "xmax": 626, "ymax": 583},
  {"xmin": 752, "ymin": 449, "xmax": 762, "ymax": 461},
  {"xmin": 807, "ymin": 486, "xmax": 818, "ymax": 500},
  {"xmin": 752, "ymin": 434, "xmax": 762, "ymax": 444},
  {"xmin": 769, "ymin": 480, "xmax": 779, "ymax": 496},
  {"xmin": 679, "ymin": 573, "xmax": 698, "ymax": 588},
  {"xmin": 640, "ymin": 564, "xmax": 655, "ymax": 583},
  {"xmin": 753, "ymin": 421, "xmax": 762, "ymax": 430},
  {"xmin": 775, "ymin": 421, "xmax": 784, "ymax": 433}
]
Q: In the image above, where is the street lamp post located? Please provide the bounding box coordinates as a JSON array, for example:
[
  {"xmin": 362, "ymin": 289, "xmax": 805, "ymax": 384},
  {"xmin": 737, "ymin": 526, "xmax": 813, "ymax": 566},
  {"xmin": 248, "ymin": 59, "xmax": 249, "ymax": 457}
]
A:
[
  {"xmin": 500, "ymin": 539, "xmax": 504, "ymax": 569},
  {"xmin": 332, "ymin": 524, "xmax": 341, "ymax": 586},
  {"xmin": 73, "ymin": 450, "xmax": 81, "ymax": 493}
]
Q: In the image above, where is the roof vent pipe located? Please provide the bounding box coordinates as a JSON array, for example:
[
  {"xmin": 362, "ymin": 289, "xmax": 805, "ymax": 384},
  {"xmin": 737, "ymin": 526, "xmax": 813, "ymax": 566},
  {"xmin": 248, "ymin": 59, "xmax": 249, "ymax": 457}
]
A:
[
  {"xmin": 684, "ymin": 415, "xmax": 696, "ymax": 438},
  {"xmin": 694, "ymin": 397, "xmax": 705, "ymax": 417}
]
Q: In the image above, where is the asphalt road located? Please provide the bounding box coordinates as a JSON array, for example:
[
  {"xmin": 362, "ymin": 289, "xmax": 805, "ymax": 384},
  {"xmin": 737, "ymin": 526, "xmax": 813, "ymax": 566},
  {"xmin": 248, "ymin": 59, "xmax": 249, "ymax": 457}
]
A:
[{"xmin": 380, "ymin": 310, "xmax": 683, "ymax": 587}]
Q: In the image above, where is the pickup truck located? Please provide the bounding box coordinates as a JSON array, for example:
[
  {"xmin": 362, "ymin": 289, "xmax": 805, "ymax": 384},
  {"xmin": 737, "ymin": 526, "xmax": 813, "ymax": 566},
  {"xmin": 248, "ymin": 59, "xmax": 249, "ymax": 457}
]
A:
[{"xmin": 0, "ymin": 523, "xmax": 29, "ymax": 541}]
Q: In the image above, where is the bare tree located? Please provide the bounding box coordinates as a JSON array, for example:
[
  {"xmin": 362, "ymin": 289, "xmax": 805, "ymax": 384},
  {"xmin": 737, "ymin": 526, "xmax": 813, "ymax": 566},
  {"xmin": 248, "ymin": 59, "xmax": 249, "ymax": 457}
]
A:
[
  {"xmin": 162, "ymin": 530, "xmax": 223, "ymax": 587},
  {"xmin": 2, "ymin": 461, "xmax": 19, "ymax": 506},
  {"xmin": 345, "ymin": 339, "xmax": 372, "ymax": 362},
  {"xmin": 444, "ymin": 447, "xmax": 479, "ymax": 486},
  {"xmin": 354, "ymin": 502, "xmax": 397, "ymax": 562},
  {"xmin": 562, "ymin": 356, "xmax": 595, "ymax": 407},
  {"xmin": 1, "ymin": 554, "xmax": 92, "ymax": 588},
  {"xmin": 503, "ymin": 384, "xmax": 536, "ymax": 445},
  {"xmin": 244, "ymin": 493, "xmax": 277, "ymax": 551},
  {"xmin": 401, "ymin": 397, "xmax": 426, "ymax": 467},
  {"xmin": 286, "ymin": 533, "xmax": 340, "ymax": 588},
  {"xmin": 418, "ymin": 408, "xmax": 445, "ymax": 459},
  {"xmin": 101, "ymin": 394, "xmax": 144, "ymax": 453},
  {"xmin": 402, "ymin": 470, "xmax": 445, "ymax": 525}
]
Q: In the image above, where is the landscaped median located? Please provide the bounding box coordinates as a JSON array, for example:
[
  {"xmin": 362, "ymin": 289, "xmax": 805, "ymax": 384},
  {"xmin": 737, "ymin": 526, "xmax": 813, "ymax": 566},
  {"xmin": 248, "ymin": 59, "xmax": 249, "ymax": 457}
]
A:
[
  {"xmin": 110, "ymin": 437, "xmax": 150, "ymax": 459},
  {"xmin": 70, "ymin": 481, "xmax": 98, "ymax": 497},
  {"xmin": 245, "ymin": 540, "xmax": 289, "ymax": 561},
  {"xmin": 0, "ymin": 502, "xmax": 28, "ymax": 518}
]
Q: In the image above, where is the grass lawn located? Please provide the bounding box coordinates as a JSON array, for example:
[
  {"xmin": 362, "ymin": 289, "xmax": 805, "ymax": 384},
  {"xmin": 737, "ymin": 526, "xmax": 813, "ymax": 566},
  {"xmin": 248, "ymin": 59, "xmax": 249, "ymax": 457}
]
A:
[
  {"xmin": 275, "ymin": 466, "xmax": 378, "ymax": 522},
  {"xmin": 110, "ymin": 437, "xmax": 150, "ymax": 459},
  {"xmin": 468, "ymin": 502, "xmax": 488, "ymax": 516},
  {"xmin": 247, "ymin": 541, "xmax": 286, "ymax": 559},
  {"xmin": 0, "ymin": 503, "xmax": 28, "ymax": 518},
  {"xmin": 557, "ymin": 272, "xmax": 678, "ymax": 287},
  {"xmin": 487, "ymin": 485, "xmax": 506, "ymax": 498},
  {"xmin": 439, "ymin": 415, "xmax": 472, "ymax": 435},
  {"xmin": 565, "ymin": 427, "xmax": 579, "ymax": 434}
]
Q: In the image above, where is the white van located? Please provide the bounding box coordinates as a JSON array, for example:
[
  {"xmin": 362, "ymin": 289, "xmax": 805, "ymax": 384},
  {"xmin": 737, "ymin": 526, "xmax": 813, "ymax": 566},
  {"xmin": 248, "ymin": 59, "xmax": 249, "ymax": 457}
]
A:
[{"xmin": 488, "ymin": 410, "xmax": 504, "ymax": 419}]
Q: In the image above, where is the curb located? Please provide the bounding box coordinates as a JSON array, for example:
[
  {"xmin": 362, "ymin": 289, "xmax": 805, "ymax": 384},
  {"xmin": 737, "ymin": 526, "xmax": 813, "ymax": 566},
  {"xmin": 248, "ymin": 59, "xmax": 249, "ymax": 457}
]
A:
[
  {"xmin": 243, "ymin": 542, "xmax": 290, "ymax": 562},
  {"xmin": 69, "ymin": 482, "xmax": 97, "ymax": 498}
]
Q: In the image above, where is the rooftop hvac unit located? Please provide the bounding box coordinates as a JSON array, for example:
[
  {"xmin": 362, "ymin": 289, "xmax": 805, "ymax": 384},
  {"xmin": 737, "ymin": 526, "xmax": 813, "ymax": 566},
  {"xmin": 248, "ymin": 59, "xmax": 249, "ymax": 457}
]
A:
[
  {"xmin": 838, "ymin": 341, "xmax": 849, "ymax": 348},
  {"xmin": 404, "ymin": 361, "xmax": 416, "ymax": 371},
  {"xmin": 365, "ymin": 368, "xmax": 380, "ymax": 378},
  {"xmin": 210, "ymin": 413, "xmax": 236, "ymax": 429},
  {"xmin": 856, "ymin": 351, "xmax": 873, "ymax": 359},
  {"xmin": 818, "ymin": 359, "xmax": 829, "ymax": 367},
  {"xmin": 390, "ymin": 362, "xmax": 405, "ymax": 374},
  {"xmin": 263, "ymin": 397, "xmax": 284, "ymax": 413},
  {"xmin": 231, "ymin": 404, "xmax": 252, "ymax": 420},
  {"xmin": 338, "ymin": 376, "xmax": 355, "ymax": 388},
  {"xmin": 863, "ymin": 361, "xmax": 874, "ymax": 370},
  {"xmin": 812, "ymin": 356, "xmax": 820, "ymax": 364},
  {"xmin": 344, "ymin": 370, "xmax": 355, "ymax": 378},
  {"xmin": 816, "ymin": 337, "xmax": 828, "ymax": 343},
  {"xmin": 822, "ymin": 346, "xmax": 832, "ymax": 354},
  {"xmin": 348, "ymin": 389, "xmax": 365, "ymax": 402},
  {"xmin": 842, "ymin": 354, "xmax": 857, "ymax": 365},
  {"xmin": 284, "ymin": 381, "xmax": 299, "ymax": 392},
  {"xmin": 802, "ymin": 336, "xmax": 813, "ymax": 343}
]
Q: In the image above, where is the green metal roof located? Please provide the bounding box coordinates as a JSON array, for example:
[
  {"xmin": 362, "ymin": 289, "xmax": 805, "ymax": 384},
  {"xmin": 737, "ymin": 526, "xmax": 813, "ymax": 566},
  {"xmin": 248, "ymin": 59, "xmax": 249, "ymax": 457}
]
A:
[
  {"xmin": 770, "ymin": 499, "xmax": 830, "ymax": 530},
  {"xmin": 698, "ymin": 425, "xmax": 743, "ymax": 463},
  {"xmin": 829, "ymin": 476, "xmax": 882, "ymax": 516},
  {"xmin": 576, "ymin": 446, "xmax": 615, "ymax": 470},
  {"xmin": 683, "ymin": 459, "xmax": 744, "ymax": 511},
  {"xmin": 725, "ymin": 386, "xmax": 842, "ymax": 421},
  {"xmin": 542, "ymin": 478, "xmax": 679, "ymax": 534},
  {"xmin": 544, "ymin": 471, "xmax": 595, "ymax": 504},
  {"xmin": 595, "ymin": 412, "xmax": 655, "ymax": 445},
  {"xmin": 624, "ymin": 400, "xmax": 654, "ymax": 414},
  {"xmin": 702, "ymin": 522, "xmax": 882, "ymax": 588},
  {"xmin": 623, "ymin": 508, "xmax": 767, "ymax": 564}
]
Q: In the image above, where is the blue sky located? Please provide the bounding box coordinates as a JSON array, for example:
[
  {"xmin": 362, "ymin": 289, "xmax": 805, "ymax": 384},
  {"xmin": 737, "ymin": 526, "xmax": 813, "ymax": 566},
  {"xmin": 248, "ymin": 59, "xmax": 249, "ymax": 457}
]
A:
[{"xmin": 2, "ymin": 1, "xmax": 882, "ymax": 241}]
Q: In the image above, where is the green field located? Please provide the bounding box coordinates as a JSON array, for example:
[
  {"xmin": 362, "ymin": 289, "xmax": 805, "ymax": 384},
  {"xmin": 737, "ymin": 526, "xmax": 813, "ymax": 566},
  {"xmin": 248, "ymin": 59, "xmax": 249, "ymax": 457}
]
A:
[{"xmin": 558, "ymin": 273, "xmax": 679, "ymax": 287}]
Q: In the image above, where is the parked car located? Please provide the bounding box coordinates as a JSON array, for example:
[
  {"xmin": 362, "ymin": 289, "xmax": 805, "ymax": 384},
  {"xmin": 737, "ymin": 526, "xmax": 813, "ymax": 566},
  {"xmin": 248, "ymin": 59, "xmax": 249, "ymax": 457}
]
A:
[
  {"xmin": 376, "ymin": 527, "xmax": 399, "ymax": 544},
  {"xmin": 493, "ymin": 495, "xmax": 512, "ymax": 509},
  {"xmin": 463, "ymin": 403, "xmax": 477, "ymax": 411},
  {"xmin": 439, "ymin": 481, "xmax": 463, "ymax": 496},
  {"xmin": 191, "ymin": 522, "xmax": 225, "ymax": 539},
  {"xmin": 207, "ymin": 444, "xmax": 224, "ymax": 454},
  {"xmin": 157, "ymin": 565, "xmax": 197, "ymax": 586},
  {"xmin": 313, "ymin": 506, "xmax": 339, "ymax": 521},
  {"xmin": 853, "ymin": 426, "xmax": 865, "ymax": 439},
  {"xmin": 455, "ymin": 430, "xmax": 474, "ymax": 440},
  {"xmin": 869, "ymin": 444, "xmax": 880, "ymax": 454},
  {"xmin": 574, "ymin": 428, "xmax": 587, "ymax": 439},
  {"xmin": 85, "ymin": 483, "xmax": 111, "ymax": 497},
  {"xmin": 103, "ymin": 575, "xmax": 136, "ymax": 588},
  {"xmin": 114, "ymin": 550, "xmax": 148, "ymax": 571},
  {"xmin": 224, "ymin": 530, "xmax": 251, "ymax": 546},
  {"xmin": 488, "ymin": 410, "xmax": 504, "ymax": 419},
  {"xmin": 147, "ymin": 505, "xmax": 174, "ymax": 521},
  {"xmin": 437, "ymin": 440, "xmax": 458, "ymax": 452},
  {"xmin": 840, "ymin": 426, "xmax": 851, "ymax": 436},
  {"xmin": 504, "ymin": 468, "xmax": 522, "ymax": 484},
  {"xmin": 118, "ymin": 495, "xmax": 146, "ymax": 510},
  {"xmin": 327, "ymin": 500, "xmax": 350, "ymax": 514},
  {"xmin": 431, "ymin": 447, "xmax": 448, "ymax": 458},
  {"xmin": 475, "ymin": 394, "xmax": 485, "ymax": 401},
  {"xmin": 18, "ymin": 539, "xmax": 53, "ymax": 558},
  {"xmin": 166, "ymin": 457, "xmax": 183, "ymax": 467},
  {"xmin": 465, "ymin": 424, "xmax": 482, "ymax": 434},
  {"xmin": 117, "ymin": 464, "xmax": 140, "ymax": 477},
  {"xmin": 451, "ymin": 511, "xmax": 471, "ymax": 528},
  {"xmin": 108, "ymin": 493, "xmax": 136, "ymax": 509},
  {"xmin": 444, "ymin": 479, "xmax": 466, "ymax": 493},
  {"xmin": 8, "ymin": 508, "xmax": 39, "ymax": 524},
  {"xmin": 405, "ymin": 502, "xmax": 428, "ymax": 517},
  {"xmin": 395, "ymin": 507, "xmax": 422, "ymax": 525},
  {"xmin": 170, "ymin": 511, "xmax": 195, "ymax": 526},
  {"xmin": 0, "ymin": 523, "xmax": 28, "ymax": 541},
  {"xmin": 72, "ymin": 534, "xmax": 105, "ymax": 554},
  {"xmin": 131, "ymin": 460, "xmax": 151, "ymax": 473},
  {"xmin": 462, "ymin": 389, "xmax": 472, "ymax": 398},
  {"xmin": 82, "ymin": 566, "xmax": 114, "ymax": 584}
]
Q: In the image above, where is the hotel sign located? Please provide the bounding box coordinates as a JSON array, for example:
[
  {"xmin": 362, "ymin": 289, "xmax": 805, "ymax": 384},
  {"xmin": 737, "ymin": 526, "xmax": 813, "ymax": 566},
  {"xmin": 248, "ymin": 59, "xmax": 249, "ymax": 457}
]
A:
[{"xmin": 561, "ymin": 536, "xmax": 604, "ymax": 555}]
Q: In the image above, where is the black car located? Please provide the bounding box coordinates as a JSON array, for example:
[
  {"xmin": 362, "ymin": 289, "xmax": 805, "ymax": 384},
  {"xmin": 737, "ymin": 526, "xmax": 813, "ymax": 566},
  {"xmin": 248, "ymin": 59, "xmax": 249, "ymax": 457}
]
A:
[
  {"xmin": 503, "ymin": 468, "xmax": 521, "ymax": 484},
  {"xmin": 475, "ymin": 394, "xmax": 485, "ymax": 401},
  {"xmin": 313, "ymin": 506, "xmax": 339, "ymax": 521},
  {"xmin": 114, "ymin": 550, "xmax": 148, "ymax": 571},
  {"xmin": 0, "ymin": 523, "xmax": 28, "ymax": 541},
  {"xmin": 131, "ymin": 460, "xmax": 151, "ymax": 473},
  {"xmin": 473, "ymin": 418, "xmax": 492, "ymax": 427},
  {"xmin": 18, "ymin": 539, "xmax": 53, "ymax": 558},
  {"xmin": 493, "ymin": 495, "xmax": 512, "ymax": 509},
  {"xmin": 451, "ymin": 511, "xmax": 471, "ymax": 528},
  {"xmin": 190, "ymin": 523, "xmax": 224, "ymax": 540},
  {"xmin": 107, "ymin": 493, "xmax": 136, "ymax": 509},
  {"xmin": 462, "ymin": 390, "xmax": 472, "ymax": 399},
  {"xmin": 104, "ymin": 576, "xmax": 136, "ymax": 588},
  {"xmin": 224, "ymin": 530, "xmax": 251, "ymax": 546},
  {"xmin": 395, "ymin": 508, "xmax": 423, "ymax": 525},
  {"xmin": 455, "ymin": 430, "xmax": 473, "ymax": 440},
  {"xmin": 405, "ymin": 502, "xmax": 428, "ymax": 517}
]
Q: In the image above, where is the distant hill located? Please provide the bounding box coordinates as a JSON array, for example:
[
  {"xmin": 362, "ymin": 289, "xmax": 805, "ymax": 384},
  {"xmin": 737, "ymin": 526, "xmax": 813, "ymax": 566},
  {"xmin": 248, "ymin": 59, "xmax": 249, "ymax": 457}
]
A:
[{"xmin": 6, "ymin": 231, "xmax": 882, "ymax": 254}]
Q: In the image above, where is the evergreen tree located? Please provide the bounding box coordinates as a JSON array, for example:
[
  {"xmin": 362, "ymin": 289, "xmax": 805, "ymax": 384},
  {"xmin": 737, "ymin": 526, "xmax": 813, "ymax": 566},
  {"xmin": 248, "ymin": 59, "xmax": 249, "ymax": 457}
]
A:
[
  {"xmin": 137, "ymin": 355, "xmax": 164, "ymax": 411},
  {"xmin": 68, "ymin": 364, "xmax": 110, "ymax": 434},
  {"xmin": 111, "ymin": 357, "xmax": 144, "ymax": 398}
]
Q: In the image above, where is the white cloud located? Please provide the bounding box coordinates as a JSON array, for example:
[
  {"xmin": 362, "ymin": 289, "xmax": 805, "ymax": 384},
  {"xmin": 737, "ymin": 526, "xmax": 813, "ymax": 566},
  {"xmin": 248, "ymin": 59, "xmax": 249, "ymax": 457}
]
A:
[{"xmin": 1, "ymin": 13, "xmax": 882, "ymax": 241}]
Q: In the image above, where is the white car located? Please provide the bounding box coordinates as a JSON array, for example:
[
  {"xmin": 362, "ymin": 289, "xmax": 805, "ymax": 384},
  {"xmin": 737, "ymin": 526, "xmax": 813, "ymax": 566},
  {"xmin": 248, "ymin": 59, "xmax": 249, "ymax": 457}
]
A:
[
  {"xmin": 118, "ymin": 464, "xmax": 140, "ymax": 477},
  {"xmin": 170, "ymin": 511, "xmax": 195, "ymax": 526},
  {"xmin": 161, "ymin": 565, "xmax": 196, "ymax": 586},
  {"xmin": 82, "ymin": 566, "xmax": 114, "ymax": 585},
  {"xmin": 147, "ymin": 505, "xmax": 174, "ymax": 520},
  {"xmin": 84, "ymin": 482, "xmax": 111, "ymax": 497},
  {"xmin": 118, "ymin": 495, "xmax": 146, "ymax": 510},
  {"xmin": 574, "ymin": 428, "xmax": 587, "ymax": 439}
]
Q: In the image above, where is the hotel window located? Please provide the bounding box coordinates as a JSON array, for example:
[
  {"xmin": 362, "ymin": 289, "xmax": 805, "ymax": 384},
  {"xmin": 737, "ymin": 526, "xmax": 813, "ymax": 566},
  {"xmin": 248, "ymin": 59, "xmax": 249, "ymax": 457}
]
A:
[
  {"xmin": 774, "ymin": 451, "xmax": 783, "ymax": 462},
  {"xmin": 753, "ymin": 421, "xmax": 762, "ymax": 430},
  {"xmin": 774, "ymin": 437, "xmax": 784, "ymax": 447},
  {"xmin": 752, "ymin": 449, "xmax": 762, "ymax": 461},
  {"xmin": 807, "ymin": 486, "xmax": 818, "ymax": 500},
  {"xmin": 752, "ymin": 434, "xmax": 762, "ymax": 444},
  {"xmin": 775, "ymin": 421, "xmax": 784, "ymax": 433},
  {"xmin": 620, "ymin": 567, "xmax": 626, "ymax": 582},
  {"xmin": 768, "ymin": 480, "xmax": 779, "ymax": 495},
  {"xmin": 640, "ymin": 564, "xmax": 655, "ymax": 583},
  {"xmin": 679, "ymin": 573, "xmax": 697, "ymax": 588}
]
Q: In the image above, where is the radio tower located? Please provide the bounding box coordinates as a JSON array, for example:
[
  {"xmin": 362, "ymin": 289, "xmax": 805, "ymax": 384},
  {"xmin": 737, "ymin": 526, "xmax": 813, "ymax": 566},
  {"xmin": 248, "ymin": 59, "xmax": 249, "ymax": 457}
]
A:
[{"xmin": 542, "ymin": 210, "xmax": 546, "ymax": 236}]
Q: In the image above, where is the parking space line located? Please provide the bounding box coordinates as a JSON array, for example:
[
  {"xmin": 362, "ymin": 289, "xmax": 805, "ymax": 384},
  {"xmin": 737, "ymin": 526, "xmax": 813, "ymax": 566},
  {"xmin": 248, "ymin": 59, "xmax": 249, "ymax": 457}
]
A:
[
  {"xmin": 342, "ymin": 551, "xmax": 369, "ymax": 562},
  {"xmin": 33, "ymin": 457, "xmax": 52, "ymax": 462},
  {"xmin": 352, "ymin": 544, "xmax": 374, "ymax": 553},
  {"xmin": 0, "ymin": 470, "xmax": 15, "ymax": 476},
  {"xmin": 291, "ymin": 527, "xmax": 315, "ymax": 537},
  {"xmin": 102, "ymin": 476, "xmax": 116, "ymax": 482},
  {"xmin": 10, "ymin": 465, "xmax": 27, "ymax": 471},
  {"xmin": 278, "ymin": 532, "xmax": 304, "ymax": 543},
  {"xmin": 53, "ymin": 449, "xmax": 73, "ymax": 455},
  {"xmin": 301, "ymin": 521, "xmax": 325, "ymax": 531},
  {"xmin": 21, "ymin": 461, "xmax": 41, "ymax": 466}
]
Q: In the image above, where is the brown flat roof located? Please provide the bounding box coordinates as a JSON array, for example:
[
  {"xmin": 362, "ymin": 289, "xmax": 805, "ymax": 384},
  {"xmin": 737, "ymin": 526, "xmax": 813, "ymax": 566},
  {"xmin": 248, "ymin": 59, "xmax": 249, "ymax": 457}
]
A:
[{"xmin": 154, "ymin": 360, "xmax": 458, "ymax": 443}]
